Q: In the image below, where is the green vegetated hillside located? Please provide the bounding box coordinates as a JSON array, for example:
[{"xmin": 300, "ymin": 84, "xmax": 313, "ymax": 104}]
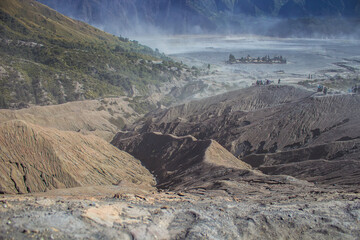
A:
[{"xmin": 0, "ymin": 0, "xmax": 188, "ymax": 109}]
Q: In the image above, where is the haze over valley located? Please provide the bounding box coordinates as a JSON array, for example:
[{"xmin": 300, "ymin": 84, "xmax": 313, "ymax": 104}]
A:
[
  {"xmin": 140, "ymin": 35, "xmax": 360, "ymax": 98},
  {"xmin": 1, "ymin": 0, "xmax": 360, "ymax": 239},
  {"xmin": 38, "ymin": 0, "xmax": 360, "ymax": 37}
]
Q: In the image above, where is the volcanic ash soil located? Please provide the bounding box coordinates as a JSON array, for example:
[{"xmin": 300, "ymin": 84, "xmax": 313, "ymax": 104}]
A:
[{"xmin": 1, "ymin": 85, "xmax": 360, "ymax": 239}]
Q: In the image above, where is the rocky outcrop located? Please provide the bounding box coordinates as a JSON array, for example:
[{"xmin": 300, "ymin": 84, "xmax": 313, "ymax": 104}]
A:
[
  {"xmin": 123, "ymin": 85, "xmax": 360, "ymax": 186},
  {"xmin": 0, "ymin": 120, "xmax": 155, "ymax": 194},
  {"xmin": 2, "ymin": 187, "xmax": 360, "ymax": 240}
]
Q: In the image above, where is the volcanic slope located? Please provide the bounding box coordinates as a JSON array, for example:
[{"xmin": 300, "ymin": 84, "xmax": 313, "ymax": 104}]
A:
[
  {"xmin": 125, "ymin": 85, "xmax": 360, "ymax": 186},
  {"xmin": 112, "ymin": 131, "xmax": 314, "ymax": 197},
  {"xmin": 0, "ymin": 97, "xmax": 139, "ymax": 141},
  {"xmin": 0, "ymin": 120, "xmax": 155, "ymax": 194}
]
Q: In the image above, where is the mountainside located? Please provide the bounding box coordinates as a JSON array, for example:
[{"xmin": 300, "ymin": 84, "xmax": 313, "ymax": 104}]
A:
[
  {"xmin": 38, "ymin": 0, "xmax": 360, "ymax": 36},
  {"xmin": 0, "ymin": 0, "xmax": 191, "ymax": 109},
  {"xmin": 0, "ymin": 120, "xmax": 155, "ymax": 194},
  {"xmin": 120, "ymin": 85, "xmax": 360, "ymax": 186}
]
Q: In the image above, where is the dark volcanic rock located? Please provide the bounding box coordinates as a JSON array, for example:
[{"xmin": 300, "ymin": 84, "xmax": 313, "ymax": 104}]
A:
[
  {"xmin": 120, "ymin": 85, "xmax": 360, "ymax": 186},
  {"xmin": 112, "ymin": 132, "xmax": 251, "ymax": 189},
  {"xmin": 251, "ymin": 139, "xmax": 360, "ymax": 185},
  {"xmin": 112, "ymin": 131, "xmax": 314, "ymax": 194}
]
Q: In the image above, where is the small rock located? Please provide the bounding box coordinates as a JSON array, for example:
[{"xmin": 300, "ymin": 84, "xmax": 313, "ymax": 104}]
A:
[
  {"xmin": 89, "ymin": 202, "xmax": 98, "ymax": 207},
  {"xmin": 7, "ymin": 220, "xmax": 11, "ymax": 225},
  {"xmin": 22, "ymin": 229, "xmax": 30, "ymax": 234},
  {"xmin": 114, "ymin": 193, "xmax": 121, "ymax": 198},
  {"xmin": 135, "ymin": 195, "xmax": 147, "ymax": 201},
  {"xmin": 152, "ymin": 209, "xmax": 161, "ymax": 214}
]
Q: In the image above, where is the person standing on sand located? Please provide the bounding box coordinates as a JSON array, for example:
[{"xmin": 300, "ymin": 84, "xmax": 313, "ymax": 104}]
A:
[{"xmin": 317, "ymin": 85, "xmax": 323, "ymax": 92}]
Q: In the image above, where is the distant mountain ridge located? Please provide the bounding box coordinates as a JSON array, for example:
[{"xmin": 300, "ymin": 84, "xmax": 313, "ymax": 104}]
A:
[{"xmin": 37, "ymin": 0, "xmax": 360, "ymax": 36}]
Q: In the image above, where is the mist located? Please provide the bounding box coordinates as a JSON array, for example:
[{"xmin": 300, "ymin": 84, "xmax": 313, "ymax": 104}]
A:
[
  {"xmin": 37, "ymin": 0, "xmax": 360, "ymax": 40},
  {"xmin": 87, "ymin": 15, "xmax": 360, "ymax": 41}
]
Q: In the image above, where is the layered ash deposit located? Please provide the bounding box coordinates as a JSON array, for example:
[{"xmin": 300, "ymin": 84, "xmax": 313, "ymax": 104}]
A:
[
  {"xmin": 119, "ymin": 85, "xmax": 360, "ymax": 187},
  {"xmin": 112, "ymin": 132, "xmax": 313, "ymax": 195}
]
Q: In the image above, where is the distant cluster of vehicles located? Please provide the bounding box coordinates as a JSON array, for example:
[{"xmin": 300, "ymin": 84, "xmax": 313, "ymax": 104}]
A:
[{"xmin": 227, "ymin": 54, "xmax": 287, "ymax": 64}]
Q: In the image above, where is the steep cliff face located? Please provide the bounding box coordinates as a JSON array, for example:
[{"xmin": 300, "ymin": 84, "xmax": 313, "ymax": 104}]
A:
[{"xmin": 37, "ymin": 0, "xmax": 360, "ymax": 36}]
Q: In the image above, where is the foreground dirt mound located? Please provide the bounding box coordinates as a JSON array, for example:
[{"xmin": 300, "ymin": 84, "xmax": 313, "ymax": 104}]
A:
[
  {"xmin": 126, "ymin": 85, "xmax": 360, "ymax": 186},
  {"xmin": 0, "ymin": 120, "xmax": 155, "ymax": 194},
  {"xmin": 112, "ymin": 132, "xmax": 312, "ymax": 192}
]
